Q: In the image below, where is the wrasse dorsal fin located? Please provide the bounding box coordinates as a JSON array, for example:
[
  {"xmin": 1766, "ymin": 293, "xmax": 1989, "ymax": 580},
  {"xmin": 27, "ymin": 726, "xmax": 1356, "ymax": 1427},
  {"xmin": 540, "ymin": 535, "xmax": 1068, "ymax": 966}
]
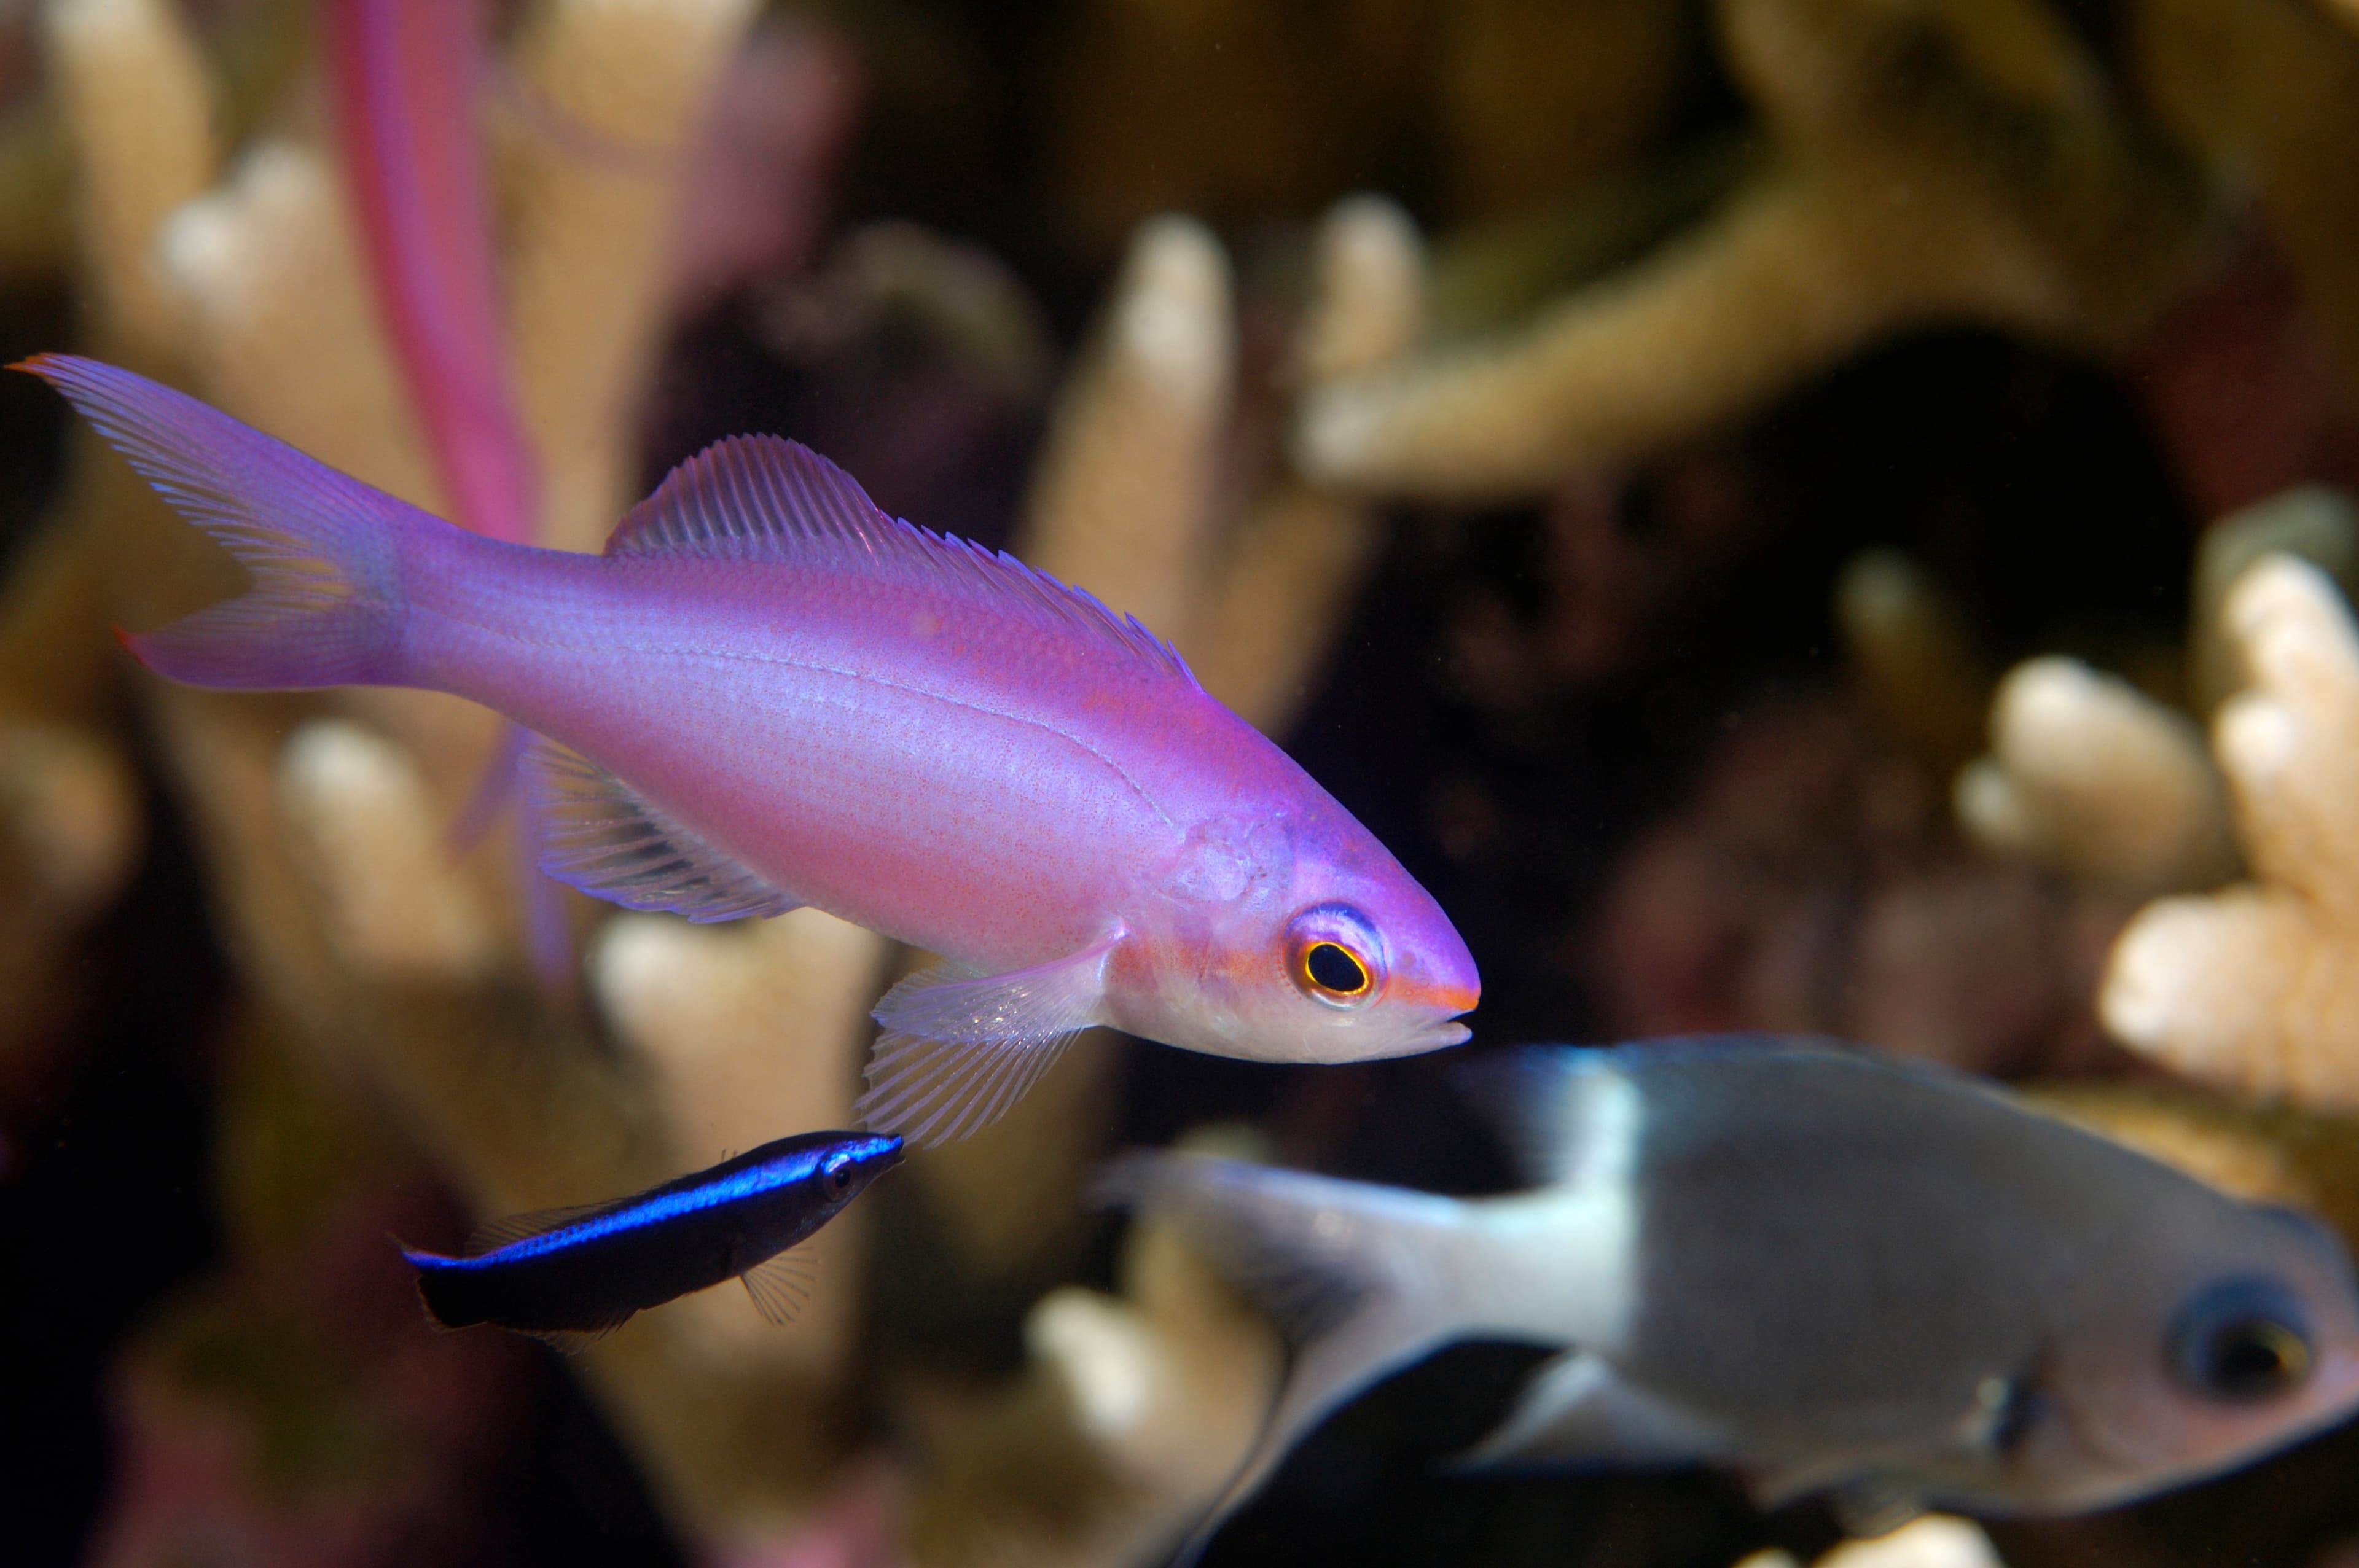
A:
[
  {"xmin": 606, "ymin": 435, "xmax": 1200, "ymax": 690},
  {"xmin": 1448, "ymin": 1351, "xmax": 1732, "ymax": 1472},
  {"xmin": 741, "ymin": 1244, "xmax": 820, "ymax": 1325},
  {"xmin": 523, "ymin": 736, "xmax": 801, "ymax": 922},
  {"xmin": 856, "ymin": 939, "xmax": 1116, "ymax": 1147},
  {"xmin": 466, "ymin": 1198, "xmax": 616, "ymax": 1255}
]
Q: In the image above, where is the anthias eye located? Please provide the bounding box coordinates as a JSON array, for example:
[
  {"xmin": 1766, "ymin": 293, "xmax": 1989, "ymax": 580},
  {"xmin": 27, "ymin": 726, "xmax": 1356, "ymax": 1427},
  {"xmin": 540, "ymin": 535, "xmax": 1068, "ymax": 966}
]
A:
[
  {"xmin": 1283, "ymin": 903, "xmax": 1387, "ymax": 1007},
  {"xmin": 1304, "ymin": 942, "xmax": 1369, "ymax": 996},
  {"xmin": 2169, "ymin": 1277, "xmax": 2315, "ymax": 1401}
]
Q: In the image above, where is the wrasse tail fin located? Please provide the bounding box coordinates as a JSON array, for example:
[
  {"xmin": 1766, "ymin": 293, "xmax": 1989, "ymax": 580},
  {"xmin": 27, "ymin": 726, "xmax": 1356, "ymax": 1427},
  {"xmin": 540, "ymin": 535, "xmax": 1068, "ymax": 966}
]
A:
[
  {"xmin": 1097, "ymin": 1150, "xmax": 1470, "ymax": 1566},
  {"xmin": 465, "ymin": 1197, "xmax": 615, "ymax": 1255},
  {"xmin": 856, "ymin": 938, "xmax": 1117, "ymax": 1147},
  {"xmin": 1448, "ymin": 1350, "xmax": 1731, "ymax": 1472},
  {"xmin": 608, "ymin": 434, "xmax": 1199, "ymax": 689},
  {"xmin": 741, "ymin": 1244, "xmax": 819, "ymax": 1325},
  {"xmin": 523, "ymin": 737, "xmax": 801, "ymax": 922},
  {"xmin": 18, "ymin": 355, "xmax": 430, "ymax": 690}
]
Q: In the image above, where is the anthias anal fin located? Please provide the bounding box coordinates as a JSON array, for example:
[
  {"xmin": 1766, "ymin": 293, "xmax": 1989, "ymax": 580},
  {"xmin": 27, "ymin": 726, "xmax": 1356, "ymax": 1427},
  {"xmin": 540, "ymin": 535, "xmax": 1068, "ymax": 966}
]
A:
[
  {"xmin": 741, "ymin": 1246, "xmax": 819, "ymax": 1325},
  {"xmin": 856, "ymin": 937, "xmax": 1116, "ymax": 1146},
  {"xmin": 524, "ymin": 736, "xmax": 800, "ymax": 922}
]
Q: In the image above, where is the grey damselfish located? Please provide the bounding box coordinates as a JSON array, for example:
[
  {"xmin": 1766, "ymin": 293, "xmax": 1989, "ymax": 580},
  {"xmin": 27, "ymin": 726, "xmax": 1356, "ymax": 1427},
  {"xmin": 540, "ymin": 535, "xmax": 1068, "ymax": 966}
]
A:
[{"xmin": 1105, "ymin": 1037, "xmax": 2359, "ymax": 1558}]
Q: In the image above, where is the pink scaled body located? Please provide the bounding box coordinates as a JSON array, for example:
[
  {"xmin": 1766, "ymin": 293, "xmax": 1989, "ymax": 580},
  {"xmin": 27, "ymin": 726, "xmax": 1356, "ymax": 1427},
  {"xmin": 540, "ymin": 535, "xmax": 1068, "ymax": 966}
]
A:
[{"xmin": 34, "ymin": 356, "xmax": 1478, "ymax": 1144}]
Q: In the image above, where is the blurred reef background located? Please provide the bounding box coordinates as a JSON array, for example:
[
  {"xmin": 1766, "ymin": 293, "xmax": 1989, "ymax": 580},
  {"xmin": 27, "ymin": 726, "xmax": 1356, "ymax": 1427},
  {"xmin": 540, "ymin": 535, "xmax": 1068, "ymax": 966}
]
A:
[{"xmin": 10, "ymin": 0, "xmax": 2359, "ymax": 1564}]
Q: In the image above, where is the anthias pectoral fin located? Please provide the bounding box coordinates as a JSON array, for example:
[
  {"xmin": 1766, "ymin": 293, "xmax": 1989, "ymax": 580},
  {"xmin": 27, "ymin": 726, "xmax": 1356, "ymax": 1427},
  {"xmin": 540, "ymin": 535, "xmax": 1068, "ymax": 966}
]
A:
[
  {"xmin": 856, "ymin": 937, "xmax": 1117, "ymax": 1146},
  {"xmin": 523, "ymin": 736, "xmax": 801, "ymax": 922}
]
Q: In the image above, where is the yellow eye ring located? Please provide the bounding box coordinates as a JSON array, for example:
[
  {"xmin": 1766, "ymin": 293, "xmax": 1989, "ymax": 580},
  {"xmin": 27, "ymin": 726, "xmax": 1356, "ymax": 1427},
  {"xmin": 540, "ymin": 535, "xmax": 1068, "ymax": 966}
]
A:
[
  {"xmin": 1283, "ymin": 903, "xmax": 1388, "ymax": 1008},
  {"xmin": 1300, "ymin": 940, "xmax": 1370, "ymax": 999}
]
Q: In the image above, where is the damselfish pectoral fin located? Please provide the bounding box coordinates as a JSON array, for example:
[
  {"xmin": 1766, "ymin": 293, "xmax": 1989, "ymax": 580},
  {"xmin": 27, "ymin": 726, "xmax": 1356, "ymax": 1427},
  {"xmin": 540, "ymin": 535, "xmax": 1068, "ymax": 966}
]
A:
[
  {"xmin": 1450, "ymin": 1351, "xmax": 1732, "ymax": 1473},
  {"xmin": 1743, "ymin": 1456, "xmax": 1925, "ymax": 1534},
  {"xmin": 855, "ymin": 936, "xmax": 1117, "ymax": 1147},
  {"xmin": 740, "ymin": 1245, "xmax": 819, "ymax": 1325}
]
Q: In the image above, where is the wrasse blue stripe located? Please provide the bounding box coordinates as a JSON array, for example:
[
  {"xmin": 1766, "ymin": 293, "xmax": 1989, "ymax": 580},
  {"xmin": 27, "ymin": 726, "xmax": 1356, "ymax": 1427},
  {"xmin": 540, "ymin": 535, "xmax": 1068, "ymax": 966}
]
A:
[{"xmin": 397, "ymin": 1129, "xmax": 902, "ymax": 1347}]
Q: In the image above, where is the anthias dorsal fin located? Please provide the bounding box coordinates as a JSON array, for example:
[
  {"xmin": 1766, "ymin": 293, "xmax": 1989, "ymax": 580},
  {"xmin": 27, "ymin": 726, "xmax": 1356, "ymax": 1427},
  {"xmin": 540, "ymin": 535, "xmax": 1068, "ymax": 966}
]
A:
[{"xmin": 605, "ymin": 435, "xmax": 1200, "ymax": 689}]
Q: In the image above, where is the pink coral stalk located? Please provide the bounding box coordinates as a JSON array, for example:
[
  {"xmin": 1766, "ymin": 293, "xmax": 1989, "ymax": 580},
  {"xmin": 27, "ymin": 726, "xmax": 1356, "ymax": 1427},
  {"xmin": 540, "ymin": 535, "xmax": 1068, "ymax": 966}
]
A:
[{"xmin": 324, "ymin": 0, "xmax": 538, "ymax": 547}]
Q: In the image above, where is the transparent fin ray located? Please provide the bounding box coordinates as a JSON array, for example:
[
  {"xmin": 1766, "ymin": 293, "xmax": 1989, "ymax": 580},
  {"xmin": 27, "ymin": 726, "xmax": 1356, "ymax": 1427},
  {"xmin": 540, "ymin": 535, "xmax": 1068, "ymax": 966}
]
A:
[
  {"xmin": 855, "ymin": 939, "xmax": 1116, "ymax": 1146},
  {"xmin": 741, "ymin": 1245, "xmax": 820, "ymax": 1325},
  {"xmin": 523, "ymin": 736, "xmax": 800, "ymax": 922},
  {"xmin": 526, "ymin": 1316, "xmax": 632, "ymax": 1355},
  {"xmin": 464, "ymin": 1199, "xmax": 613, "ymax": 1255},
  {"xmin": 606, "ymin": 434, "xmax": 1199, "ymax": 688}
]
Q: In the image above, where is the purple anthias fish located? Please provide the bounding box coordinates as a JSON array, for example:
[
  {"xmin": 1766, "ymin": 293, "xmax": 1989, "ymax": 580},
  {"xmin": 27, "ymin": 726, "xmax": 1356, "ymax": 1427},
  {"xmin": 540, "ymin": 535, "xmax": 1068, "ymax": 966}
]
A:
[{"xmin": 31, "ymin": 356, "xmax": 1479, "ymax": 1144}]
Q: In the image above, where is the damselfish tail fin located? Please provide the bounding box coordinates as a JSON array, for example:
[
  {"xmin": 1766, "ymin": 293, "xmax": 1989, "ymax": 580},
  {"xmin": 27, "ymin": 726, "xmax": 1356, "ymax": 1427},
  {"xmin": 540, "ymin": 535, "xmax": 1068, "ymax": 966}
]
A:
[
  {"xmin": 21, "ymin": 354, "xmax": 435, "ymax": 689},
  {"xmin": 1099, "ymin": 1150, "xmax": 1474, "ymax": 1566}
]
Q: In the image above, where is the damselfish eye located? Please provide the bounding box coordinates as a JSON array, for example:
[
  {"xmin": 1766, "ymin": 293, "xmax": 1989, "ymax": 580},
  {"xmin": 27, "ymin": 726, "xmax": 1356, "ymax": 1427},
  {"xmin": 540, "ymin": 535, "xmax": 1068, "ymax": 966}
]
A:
[
  {"xmin": 2169, "ymin": 1277, "xmax": 2315, "ymax": 1402},
  {"xmin": 1284, "ymin": 904, "xmax": 1387, "ymax": 1008},
  {"xmin": 820, "ymin": 1158, "xmax": 855, "ymax": 1201}
]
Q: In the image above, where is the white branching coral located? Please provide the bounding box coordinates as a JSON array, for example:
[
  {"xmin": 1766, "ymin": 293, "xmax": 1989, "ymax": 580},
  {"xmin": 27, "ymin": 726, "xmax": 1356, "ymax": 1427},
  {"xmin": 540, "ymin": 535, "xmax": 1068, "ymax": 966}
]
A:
[
  {"xmin": 1738, "ymin": 1515, "xmax": 2007, "ymax": 1568},
  {"xmin": 1292, "ymin": 0, "xmax": 2206, "ymax": 502},
  {"xmin": 1955, "ymin": 657, "xmax": 2236, "ymax": 895},
  {"xmin": 39, "ymin": 0, "xmax": 216, "ymax": 356},
  {"xmin": 905, "ymin": 1129, "xmax": 1282, "ymax": 1568},
  {"xmin": 2103, "ymin": 556, "xmax": 2359, "ymax": 1106}
]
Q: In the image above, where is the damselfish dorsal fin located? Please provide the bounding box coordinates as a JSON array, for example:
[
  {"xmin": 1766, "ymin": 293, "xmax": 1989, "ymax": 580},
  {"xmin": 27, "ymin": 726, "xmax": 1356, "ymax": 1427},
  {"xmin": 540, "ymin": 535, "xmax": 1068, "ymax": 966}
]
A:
[
  {"xmin": 465, "ymin": 1199, "xmax": 614, "ymax": 1255},
  {"xmin": 1450, "ymin": 1047, "xmax": 1641, "ymax": 1188},
  {"xmin": 605, "ymin": 435, "xmax": 1200, "ymax": 689},
  {"xmin": 523, "ymin": 736, "xmax": 801, "ymax": 923},
  {"xmin": 740, "ymin": 1244, "xmax": 819, "ymax": 1325}
]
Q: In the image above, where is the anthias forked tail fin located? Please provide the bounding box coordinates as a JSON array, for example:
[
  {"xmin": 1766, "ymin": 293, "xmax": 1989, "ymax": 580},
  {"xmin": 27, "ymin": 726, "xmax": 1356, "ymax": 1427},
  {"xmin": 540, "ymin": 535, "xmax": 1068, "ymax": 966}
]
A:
[
  {"xmin": 1098, "ymin": 1150, "xmax": 1473, "ymax": 1566},
  {"xmin": 19, "ymin": 354, "xmax": 439, "ymax": 690}
]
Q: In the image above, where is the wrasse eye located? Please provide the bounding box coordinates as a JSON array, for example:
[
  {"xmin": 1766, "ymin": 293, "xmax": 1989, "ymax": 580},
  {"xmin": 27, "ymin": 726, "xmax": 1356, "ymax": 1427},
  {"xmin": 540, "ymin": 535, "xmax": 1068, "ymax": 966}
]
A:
[
  {"xmin": 2169, "ymin": 1276, "xmax": 2315, "ymax": 1402},
  {"xmin": 1284, "ymin": 904, "xmax": 1387, "ymax": 1008},
  {"xmin": 819, "ymin": 1158, "xmax": 855, "ymax": 1201}
]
